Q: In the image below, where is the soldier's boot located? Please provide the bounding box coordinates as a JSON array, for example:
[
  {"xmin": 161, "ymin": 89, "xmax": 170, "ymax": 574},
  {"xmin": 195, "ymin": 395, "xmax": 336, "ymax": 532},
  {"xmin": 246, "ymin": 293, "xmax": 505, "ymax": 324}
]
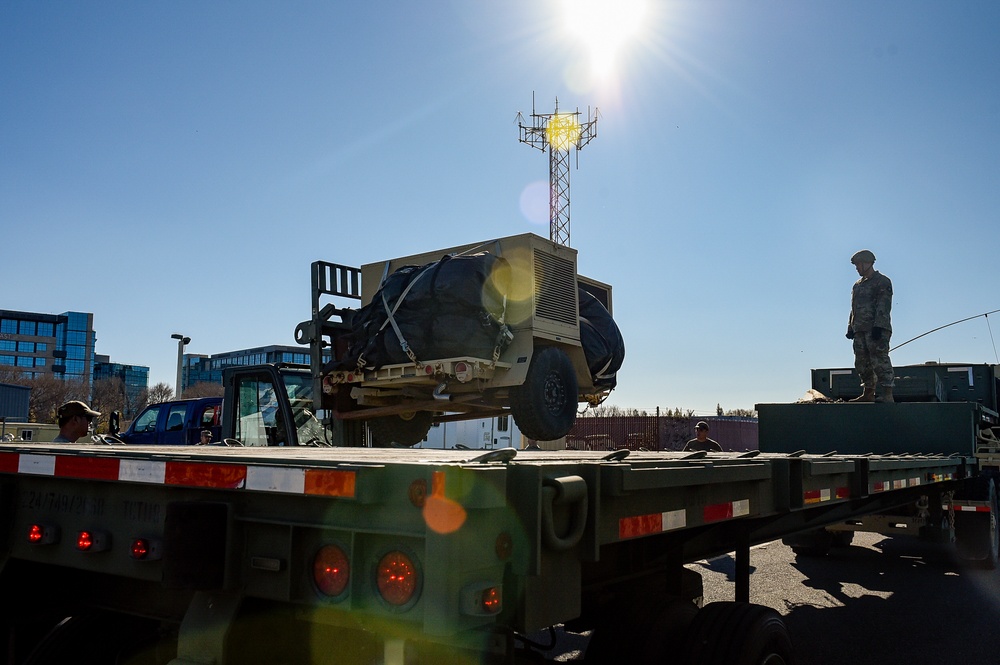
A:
[
  {"xmin": 850, "ymin": 387, "xmax": 876, "ymax": 403},
  {"xmin": 875, "ymin": 386, "xmax": 894, "ymax": 403}
]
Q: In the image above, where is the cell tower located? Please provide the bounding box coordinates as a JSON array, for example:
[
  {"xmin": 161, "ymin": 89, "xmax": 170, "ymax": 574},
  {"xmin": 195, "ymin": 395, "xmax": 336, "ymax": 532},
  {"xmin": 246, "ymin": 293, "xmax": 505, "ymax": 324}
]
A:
[{"xmin": 516, "ymin": 96, "xmax": 598, "ymax": 247}]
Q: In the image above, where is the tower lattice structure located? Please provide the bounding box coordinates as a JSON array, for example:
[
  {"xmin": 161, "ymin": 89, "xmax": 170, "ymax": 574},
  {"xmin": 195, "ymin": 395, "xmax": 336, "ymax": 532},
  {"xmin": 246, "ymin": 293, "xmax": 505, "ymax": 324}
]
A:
[{"xmin": 517, "ymin": 97, "xmax": 598, "ymax": 247}]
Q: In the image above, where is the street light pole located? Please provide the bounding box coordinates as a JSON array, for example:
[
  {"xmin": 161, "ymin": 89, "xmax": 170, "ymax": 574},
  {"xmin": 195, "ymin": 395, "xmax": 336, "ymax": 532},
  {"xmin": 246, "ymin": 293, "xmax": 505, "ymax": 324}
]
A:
[{"xmin": 171, "ymin": 333, "xmax": 191, "ymax": 398}]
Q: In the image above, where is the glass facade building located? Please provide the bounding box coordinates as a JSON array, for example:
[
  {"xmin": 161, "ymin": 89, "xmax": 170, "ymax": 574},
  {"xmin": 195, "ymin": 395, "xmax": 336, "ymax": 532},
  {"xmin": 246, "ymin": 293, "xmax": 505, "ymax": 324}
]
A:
[
  {"xmin": 0, "ymin": 309, "xmax": 96, "ymax": 385},
  {"xmin": 180, "ymin": 345, "xmax": 326, "ymax": 393},
  {"xmin": 94, "ymin": 355, "xmax": 150, "ymax": 418}
]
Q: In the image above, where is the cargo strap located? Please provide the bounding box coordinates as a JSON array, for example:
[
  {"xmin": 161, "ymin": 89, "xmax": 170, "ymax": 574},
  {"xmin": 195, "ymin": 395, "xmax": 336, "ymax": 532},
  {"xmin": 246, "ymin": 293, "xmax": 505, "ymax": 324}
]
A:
[{"xmin": 357, "ymin": 265, "xmax": 434, "ymax": 371}]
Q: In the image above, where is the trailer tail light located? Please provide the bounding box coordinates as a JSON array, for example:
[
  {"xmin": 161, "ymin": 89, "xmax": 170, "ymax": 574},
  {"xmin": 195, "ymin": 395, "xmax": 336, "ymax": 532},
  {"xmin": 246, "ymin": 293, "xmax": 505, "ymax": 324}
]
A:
[
  {"xmin": 376, "ymin": 551, "xmax": 419, "ymax": 607},
  {"xmin": 130, "ymin": 537, "xmax": 163, "ymax": 561},
  {"xmin": 314, "ymin": 545, "xmax": 350, "ymax": 598},
  {"xmin": 76, "ymin": 530, "xmax": 111, "ymax": 552},
  {"xmin": 461, "ymin": 582, "xmax": 503, "ymax": 616},
  {"xmin": 28, "ymin": 523, "xmax": 59, "ymax": 545},
  {"xmin": 479, "ymin": 586, "xmax": 502, "ymax": 614}
]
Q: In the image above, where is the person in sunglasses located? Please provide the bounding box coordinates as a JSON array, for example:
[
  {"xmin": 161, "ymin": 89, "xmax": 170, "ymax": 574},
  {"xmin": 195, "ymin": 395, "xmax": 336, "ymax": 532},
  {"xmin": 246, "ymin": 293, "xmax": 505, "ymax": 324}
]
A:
[{"xmin": 53, "ymin": 400, "xmax": 101, "ymax": 443}]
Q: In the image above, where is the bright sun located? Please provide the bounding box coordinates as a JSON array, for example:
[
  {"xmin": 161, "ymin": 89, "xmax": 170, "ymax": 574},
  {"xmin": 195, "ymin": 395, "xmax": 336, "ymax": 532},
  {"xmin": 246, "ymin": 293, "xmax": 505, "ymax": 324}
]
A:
[{"xmin": 560, "ymin": 0, "xmax": 647, "ymax": 80}]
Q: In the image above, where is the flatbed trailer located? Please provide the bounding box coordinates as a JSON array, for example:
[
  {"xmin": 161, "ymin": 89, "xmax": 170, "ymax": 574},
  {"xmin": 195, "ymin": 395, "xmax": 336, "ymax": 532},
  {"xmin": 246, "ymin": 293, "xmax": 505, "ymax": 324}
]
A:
[{"xmin": 0, "ymin": 441, "xmax": 981, "ymax": 664}]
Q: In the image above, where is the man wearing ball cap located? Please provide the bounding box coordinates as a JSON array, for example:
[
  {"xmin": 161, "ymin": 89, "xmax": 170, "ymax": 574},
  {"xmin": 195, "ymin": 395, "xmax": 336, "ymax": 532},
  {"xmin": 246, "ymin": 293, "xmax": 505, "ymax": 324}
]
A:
[
  {"xmin": 53, "ymin": 400, "xmax": 101, "ymax": 443},
  {"xmin": 846, "ymin": 250, "xmax": 894, "ymax": 403}
]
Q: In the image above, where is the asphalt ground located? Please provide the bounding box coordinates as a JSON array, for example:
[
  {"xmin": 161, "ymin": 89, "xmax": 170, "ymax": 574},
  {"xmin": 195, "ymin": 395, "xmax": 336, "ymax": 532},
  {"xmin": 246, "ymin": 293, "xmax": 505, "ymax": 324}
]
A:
[
  {"xmin": 696, "ymin": 532, "xmax": 1000, "ymax": 665},
  {"xmin": 532, "ymin": 532, "xmax": 1000, "ymax": 663}
]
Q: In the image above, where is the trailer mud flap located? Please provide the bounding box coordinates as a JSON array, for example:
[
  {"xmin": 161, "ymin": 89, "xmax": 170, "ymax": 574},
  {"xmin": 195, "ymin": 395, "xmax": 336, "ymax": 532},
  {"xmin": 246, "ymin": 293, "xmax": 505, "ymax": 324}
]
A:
[{"xmin": 163, "ymin": 502, "xmax": 230, "ymax": 590}]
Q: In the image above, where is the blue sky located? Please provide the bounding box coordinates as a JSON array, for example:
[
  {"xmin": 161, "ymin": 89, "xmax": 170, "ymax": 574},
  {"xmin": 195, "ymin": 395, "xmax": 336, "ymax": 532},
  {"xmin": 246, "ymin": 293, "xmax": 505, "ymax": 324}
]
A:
[{"xmin": 3, "ymin": 1, "xmax": 998, "ymax": 415}]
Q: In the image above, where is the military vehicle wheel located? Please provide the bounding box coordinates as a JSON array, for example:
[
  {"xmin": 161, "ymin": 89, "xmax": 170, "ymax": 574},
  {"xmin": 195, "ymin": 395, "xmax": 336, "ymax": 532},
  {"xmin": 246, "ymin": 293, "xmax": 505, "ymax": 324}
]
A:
[
  {"xmin": 510, "ymin": 347, "xmax": 578, "ymax": 442},
  {"xmin": 681, "ymin": 602, "xmax": 794, "ymax": 665},
  {"xmin": 368, "ymin": 411, "xmax": 433, "ymax": 447}
]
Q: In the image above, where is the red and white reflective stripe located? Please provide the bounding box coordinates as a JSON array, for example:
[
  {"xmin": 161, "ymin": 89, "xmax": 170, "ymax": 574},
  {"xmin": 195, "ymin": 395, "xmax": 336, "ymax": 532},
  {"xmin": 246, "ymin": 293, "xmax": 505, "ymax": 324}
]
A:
[
  {"xmin": 872, "ymin": 477, "xmax": 923, "ymax": 493},
  {"xmin": 619, "ymin": 508, "xmax": 686, "ymax": 540},
  {"xmin": 0, "ymin": 452, "xmax": 356, "ymax": 498},
  {"xmin": 803, "ymin": 487, "xmax": 851, "ymax": 504},
  {"xmin": 945, "ymin": 504, "xmax": 992, "ymax": 513},
  {"xmin": 703, "ymin": 499, "xmax": 750, "ymax": 523}
]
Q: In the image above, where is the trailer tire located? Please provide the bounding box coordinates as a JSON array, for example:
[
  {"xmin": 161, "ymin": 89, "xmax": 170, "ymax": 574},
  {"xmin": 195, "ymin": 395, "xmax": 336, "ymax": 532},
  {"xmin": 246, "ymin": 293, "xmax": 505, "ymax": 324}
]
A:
[
  {"xmin": 510, "ymin": 346, "xmax": 578, "ymax": 442},
  {"xmin": 368, "ymin": 411, "xmax": 433, "ymax": 447},
  {"xmin": 681, "ymin": 602, "xmax": 794, "ymax": 665}
]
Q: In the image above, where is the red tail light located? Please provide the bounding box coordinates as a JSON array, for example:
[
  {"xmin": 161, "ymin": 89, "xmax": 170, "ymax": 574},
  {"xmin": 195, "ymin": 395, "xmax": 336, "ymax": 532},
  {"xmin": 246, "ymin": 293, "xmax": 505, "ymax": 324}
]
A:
[
  {"xmin": 76, "ymin": 530, "xmax": 110, "ymax": 552},
  {"xmin": 314, "ymin": 545, "xmax": 350, "ymax": 598},
  {"xmin": 28, "ymin": 523, "xmax": 59, "ymax": 545},
  {"xmin": 129, "ymin": 537, "xmax": 162, "ymax": 561},
  {"xmin": 480, "ymin": 586, "xmax": 502, "ymax": 614},
  {"xmin": 376, "ymin": 551, "xmax": 419, "ymax": 607},
  {"xmin": 77, "ymin": 531, "xmax": 94, "ymax": 550}
]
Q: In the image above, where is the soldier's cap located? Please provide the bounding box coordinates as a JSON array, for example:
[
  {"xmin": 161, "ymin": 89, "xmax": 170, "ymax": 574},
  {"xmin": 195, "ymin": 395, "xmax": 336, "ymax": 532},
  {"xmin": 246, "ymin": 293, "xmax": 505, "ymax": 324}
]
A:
[
  {"xmin": 695, "ymin": 420, "xmax": 709, "ymax": 430},
  {"xmin": 201, "ymin": 429, "xmax": 212, "ymax": 437},
  {"xmin": 851, "ymin": 249, "xmax": 876, "ymax": 264},
  {"xmin": 58, "ymin": 400, "xmax": 101, "ymax": 419}
]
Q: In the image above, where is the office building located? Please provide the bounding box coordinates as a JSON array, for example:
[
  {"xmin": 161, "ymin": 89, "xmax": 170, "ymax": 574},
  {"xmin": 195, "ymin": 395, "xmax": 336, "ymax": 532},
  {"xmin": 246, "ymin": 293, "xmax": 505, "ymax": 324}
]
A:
[
  {"xmin": 180, "ymin": 344, "xmax": 322, "ymax": 393},
  {"xmin": 0, "ymin": 309, "xmax": 96, "ymax": 385},
  {"xmin": 94, "ymin": 355, "xmax": 150, "ymax": 418}
]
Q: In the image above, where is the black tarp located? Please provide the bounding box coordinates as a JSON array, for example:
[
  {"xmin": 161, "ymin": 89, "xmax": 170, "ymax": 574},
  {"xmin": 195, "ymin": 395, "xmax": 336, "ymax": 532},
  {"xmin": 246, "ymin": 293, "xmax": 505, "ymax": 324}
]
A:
[
  {"xmin": 330, "ymin": 252, "xmax": 511, "ymax": 371},
  {"xmin": 578, "ymin": 288, "xmax": 625, "ymax": 390}
]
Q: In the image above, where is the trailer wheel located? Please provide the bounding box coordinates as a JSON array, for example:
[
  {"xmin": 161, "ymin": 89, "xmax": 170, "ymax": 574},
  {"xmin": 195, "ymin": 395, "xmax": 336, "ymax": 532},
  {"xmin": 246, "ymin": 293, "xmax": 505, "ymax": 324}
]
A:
[
  {"xmin": 955, "ymin": 477, "xmax": 999, "ymax": 569},
  {"xmin": 681, "ymin": 602, "xmax": 794, "ymax": 665},
  {"xmin": 510, "ymin": 346, "xmax": 578, "ymax": 442},
  {"xmin": 368, "ymin": 411, "xmax": 433, "ymax": 447}
]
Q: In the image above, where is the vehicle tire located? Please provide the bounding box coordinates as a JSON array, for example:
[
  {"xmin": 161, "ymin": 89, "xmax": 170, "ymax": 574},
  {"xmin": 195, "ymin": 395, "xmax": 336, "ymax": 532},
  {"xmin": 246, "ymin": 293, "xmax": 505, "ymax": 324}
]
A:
[
  {"xmin": 368, "ymin": 411, "xmax": 433, "ymax": 447},
  {"xmin": 955, "ymin": 477, "xmax": 999, "ymax": 569},
  {"xmin": 681, "ymin": 602, "xmax": 794, "ymax": 665},
  {"xmin": 510, "ymin": 346, "xmax": 578, "ymax": 442}
]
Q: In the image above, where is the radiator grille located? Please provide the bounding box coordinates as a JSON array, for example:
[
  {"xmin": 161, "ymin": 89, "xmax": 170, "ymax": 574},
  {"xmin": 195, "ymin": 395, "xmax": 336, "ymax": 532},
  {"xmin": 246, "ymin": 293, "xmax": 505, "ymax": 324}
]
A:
[{"xmin": 533, "ymin": 250, "xmax": 577, "ymax": 326}]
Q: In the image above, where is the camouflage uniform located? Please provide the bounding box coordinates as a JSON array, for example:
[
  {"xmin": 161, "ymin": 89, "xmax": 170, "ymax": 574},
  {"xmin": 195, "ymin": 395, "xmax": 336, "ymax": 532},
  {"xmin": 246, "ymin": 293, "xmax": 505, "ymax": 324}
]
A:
[{"xmin": 847, "ymin": 270, "xmax": 893, "ymax": 388}]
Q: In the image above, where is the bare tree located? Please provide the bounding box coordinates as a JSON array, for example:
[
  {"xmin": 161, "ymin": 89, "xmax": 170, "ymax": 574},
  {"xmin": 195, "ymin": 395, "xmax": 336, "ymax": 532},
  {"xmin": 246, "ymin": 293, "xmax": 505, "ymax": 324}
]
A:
[
  {"xmin": 91, "ymin": 378, "xmax": 127, "ymax": 433},
  {"xmin": 0, "ymin": 368, "xmax": 26, "ymax": 385},
  {"xmin": 146, "ymin": 382, "xmax": 174, "ymax": 406},
  {"xmin": 22, "ymin": 375, "xmax": 89, "ymax": 423}
]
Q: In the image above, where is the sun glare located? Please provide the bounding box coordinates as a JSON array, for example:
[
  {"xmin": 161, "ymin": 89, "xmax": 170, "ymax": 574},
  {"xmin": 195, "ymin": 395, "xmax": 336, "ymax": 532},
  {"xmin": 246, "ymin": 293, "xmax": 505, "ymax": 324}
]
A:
[{"xmin": 561, "ymin": 0, "xmax": 647, "ymax": 80}]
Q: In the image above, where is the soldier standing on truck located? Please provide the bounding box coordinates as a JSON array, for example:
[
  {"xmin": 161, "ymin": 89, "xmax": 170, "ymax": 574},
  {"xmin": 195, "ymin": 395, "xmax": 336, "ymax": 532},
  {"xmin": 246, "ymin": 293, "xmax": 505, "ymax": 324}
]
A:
[
  {"xmin": 846, "ymin": 249, "xmax": 894, "ymax": 403},
  {"xmin": 53, "ymin": 400, "xmax": 100, "ymax": 443}
]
